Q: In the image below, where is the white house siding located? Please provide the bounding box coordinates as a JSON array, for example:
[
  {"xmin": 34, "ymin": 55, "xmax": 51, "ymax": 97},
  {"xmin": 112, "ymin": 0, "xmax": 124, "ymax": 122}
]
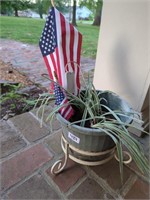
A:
[
  {"xmin": 76, "ymin": 6, "xmax": 92, "ymax": 20},
  {"xmin": 64, "ymin": 6, "xmax": 93, "ymax": 21}
]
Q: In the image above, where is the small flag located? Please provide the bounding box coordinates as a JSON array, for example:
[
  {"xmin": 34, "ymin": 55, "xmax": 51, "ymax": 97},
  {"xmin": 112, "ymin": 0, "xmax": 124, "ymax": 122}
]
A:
[
  {"xmin": 39, "ymin": 6, "xmax": 82, "ymax": 94},
  {"xmin": 54, "ymin": 82, "xmax": 74, "ymax": 120}
]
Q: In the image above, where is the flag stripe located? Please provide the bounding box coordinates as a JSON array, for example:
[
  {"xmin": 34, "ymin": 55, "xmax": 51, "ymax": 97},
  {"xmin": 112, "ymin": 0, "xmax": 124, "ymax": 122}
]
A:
[
  {"xmin": 60, "ymin": 99, "xmax": 74, "ymax": 120},
  {"xmin": 60, "ymin": 97, "xmax": 68, "ymax": 114},
  {"xmin": 44, "ymin": 56, "xmax": 54, "ymax": 90},
  {"xmin": 50, "ymin": 53, "xmax": 57, "ymax": 76},
  {"xmin": 60, "ymin": 14, "xmax": 68, "ymax": 71},
  {"xmin": 73, "ymin": 29, "xmax": 78, "ymax": 62},
  {"xmin": 55, "ymin": 48, "xmax": 62, "ymax": 85},
  {"xmin": 55, "ymin": 9, "xmax": 67, "ymax": 89},
  {"xmin": 73, "ymin": 30, "xmax": 79, "ymax": 94},
  {"xmin": 69, "ymin": 24, "xmax": 75, "ymax": 71},
  {"xmin": 44, "ymin": 56, "xmax": 54, "ymax": 80},
  {"xmin": 77, "ymin": 33, "xmax": 82, "ymax": 65},
  {"xmin": 63, "ymin": 106, "xmax": 74, "ymax": 120}
]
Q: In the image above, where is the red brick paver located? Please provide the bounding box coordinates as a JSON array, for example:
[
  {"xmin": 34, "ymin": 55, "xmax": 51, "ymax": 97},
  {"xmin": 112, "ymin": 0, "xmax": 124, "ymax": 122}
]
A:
[
  {"xmin": 1, "ymin": 135, "xmax": 26, "ymax": 159},
  {"xmin": 46, "ymin": 158, "xmax": 86, "ymax": 193},
  {"xmin": 68, "ymin": 178, "xmax": 107, "ymax": 199},
  {"xmin": 91, "ymin": 158, "xmax": 131, "ymax": 190},
  {"xmin": 44, "ymin": 130, "xmax": 63, "ymax": 155},
  {"xmin": 31, "ymin": 106, "xmax": 61, "ymax": 131},
  {"xmin": 7, "ymin": 174, "xmax": 60, "ymax": 199},
  {"xmin": 0, "ymin": 120, "xmax": 26, "ymax": 159},
  {"xmin": 9, "ymin": 112, "xmax": 50, "ymax": 142},
  {"xmin": 125, "ymin": 179, "xmax": 150, "ymax": 199},
  {"xmin": 1, "ymin": 144, "xmax": 53, "ymax": 192}
]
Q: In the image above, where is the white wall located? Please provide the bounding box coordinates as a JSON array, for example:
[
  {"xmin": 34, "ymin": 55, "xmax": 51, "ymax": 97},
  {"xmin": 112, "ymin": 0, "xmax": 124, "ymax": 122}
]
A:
[{"xmin": 93, "ymin": 0, "xmax": 150, "ymax": 111}]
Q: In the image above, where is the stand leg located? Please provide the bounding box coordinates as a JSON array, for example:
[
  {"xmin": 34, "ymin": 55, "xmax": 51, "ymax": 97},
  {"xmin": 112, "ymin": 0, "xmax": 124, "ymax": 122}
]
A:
[
  {"xmin": 114, "ymin": 150, "xmax": 132, "ymax": 164},
  {"xmin": 51, "ymin": 141, "xmax": 69, "ymax": 175}
]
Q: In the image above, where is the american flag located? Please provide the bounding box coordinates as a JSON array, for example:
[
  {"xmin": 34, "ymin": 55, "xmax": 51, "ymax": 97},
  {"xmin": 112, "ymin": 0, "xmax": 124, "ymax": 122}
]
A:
[
  {"xmin": 39, "ymin": 7, "xmax": 82, "ymax": 93},
  {"xmin": 54, "ymin": 82, "xmax": 74, "ymax": 120},
  {"xmin": 39, "ymin": 7, "xmax": 82, "ymax": 120}
]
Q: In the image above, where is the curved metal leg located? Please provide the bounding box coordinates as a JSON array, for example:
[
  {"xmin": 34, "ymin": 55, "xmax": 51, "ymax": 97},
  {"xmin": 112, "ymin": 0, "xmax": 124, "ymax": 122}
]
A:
[
  {"xmin": 51, "ymin": 141, "xmax": 69, "ymax": 175},
  {"xmin": 114, "ymin": 150, "xmax": 132, "ymax": 164}
]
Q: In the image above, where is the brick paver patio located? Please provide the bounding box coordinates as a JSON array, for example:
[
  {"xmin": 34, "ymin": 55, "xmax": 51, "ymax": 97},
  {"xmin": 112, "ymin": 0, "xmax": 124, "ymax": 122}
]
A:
[{"xmin": 0, "ymin": 39, "xmax": 149, "ymax": 199}]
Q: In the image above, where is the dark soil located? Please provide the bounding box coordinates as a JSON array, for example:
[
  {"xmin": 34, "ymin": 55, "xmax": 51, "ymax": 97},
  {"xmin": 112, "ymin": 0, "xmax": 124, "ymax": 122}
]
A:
[{"xmin": 0, "ymin": 84, "xmax": 47, "ymax": 120}]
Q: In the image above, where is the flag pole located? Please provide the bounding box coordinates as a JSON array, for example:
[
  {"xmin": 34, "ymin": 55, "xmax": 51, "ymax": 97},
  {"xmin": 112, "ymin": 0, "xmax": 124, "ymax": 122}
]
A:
[
  {"xmin": 53, "ymin": 71, "xmax": 58, "ymax": 82},
  {"xmin": 51, "ymin": 0, "xmax": 55, "ymax": 7}
]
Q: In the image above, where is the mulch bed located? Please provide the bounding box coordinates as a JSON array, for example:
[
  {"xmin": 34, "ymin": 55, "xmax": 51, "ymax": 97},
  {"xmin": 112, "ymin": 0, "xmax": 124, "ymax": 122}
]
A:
[
  {"xmin": 0, "ymin": 60, "xmax": 33, "ymax": 86},
  {"xmin": 0, "ymin": 60, "xmax": 47, "ymax": 119}
]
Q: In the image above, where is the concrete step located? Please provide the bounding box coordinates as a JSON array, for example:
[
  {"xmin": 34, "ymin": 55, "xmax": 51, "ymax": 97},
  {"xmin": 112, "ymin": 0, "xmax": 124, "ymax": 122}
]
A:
[{"xmin": 0, "ymin": 120, "xmax": 26, "ymax": 159}]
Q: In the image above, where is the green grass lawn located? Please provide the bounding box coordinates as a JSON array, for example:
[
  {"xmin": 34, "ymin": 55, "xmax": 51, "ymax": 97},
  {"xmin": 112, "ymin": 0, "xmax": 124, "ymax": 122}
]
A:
[{"xmin": 0, "ymin": 16, "xmax": 100, "ymax": 58}]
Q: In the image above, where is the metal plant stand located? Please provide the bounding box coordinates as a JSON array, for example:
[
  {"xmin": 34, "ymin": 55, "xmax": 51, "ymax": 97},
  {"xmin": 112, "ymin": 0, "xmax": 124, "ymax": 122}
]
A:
[{"xmin": 51, "ymin": 134, "xmax": 132, "ymax": 175}]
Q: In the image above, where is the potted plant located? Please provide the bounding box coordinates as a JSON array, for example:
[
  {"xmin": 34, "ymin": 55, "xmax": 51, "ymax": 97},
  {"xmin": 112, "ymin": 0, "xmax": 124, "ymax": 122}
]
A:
[{"xmin": 36, "ymin": 75, "xmax": 149, "ymax": 182}]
